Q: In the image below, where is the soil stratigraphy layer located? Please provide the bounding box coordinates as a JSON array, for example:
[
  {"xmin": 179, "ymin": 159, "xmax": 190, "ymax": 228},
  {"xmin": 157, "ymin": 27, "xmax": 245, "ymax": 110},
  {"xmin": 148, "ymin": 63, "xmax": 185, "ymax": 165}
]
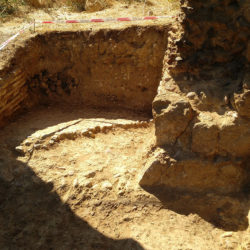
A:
[
  {"xmin": 0, "ymin": 25, "xmax": 170, "ymax": 127},
  {"xmin": 140, "ymin": 0, "xmax": 250, "ymax": 196}
]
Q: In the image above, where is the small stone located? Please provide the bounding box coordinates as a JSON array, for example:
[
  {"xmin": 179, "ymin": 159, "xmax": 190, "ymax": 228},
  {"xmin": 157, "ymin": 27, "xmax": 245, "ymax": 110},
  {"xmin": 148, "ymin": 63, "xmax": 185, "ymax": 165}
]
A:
[
  {"xmin": 94, "ymin": 201, "xmax": 102, "ymax": 207},
  {"xmin": 221, "ymin": 232, "xmax": 233, "ymax": 238},
  {"xmin": 60, "ymin": 179, "xmax": 66, "ymax": 188},
  {"xmin": 94, "ymin": 126, "xmax": 101, "ymax": 133},
  {"xmin": 200, "ymin": 91, "xmax": 207, "ymax": 100},
  {"xmin": 81, "ymin": 129, "xmax": 87, "ymax": 135},
  {"xmin": 175, "ymin": 56, "xmax": 183, "ymax": 61},
  {"xmin": 68, "ymin": 170, "xmax": 74, "ymax": 176},
  {"xmin": 101, "ymin": 181, "xmax": 112, "ymax": 190},
  {"xmin": 51, "ymin": 135, "xmax": 58, "ymax": 141},
  {"xmin": 92, "ymin": 184, "xmax": 99, "ymax": 189},
  {"xmin": 224, "ymin": 96, "xmax": 229, "ymax": 104},
  {"xmin": 73, "ymin": 178, "xmax": 78, "ymax": 188},
  {"xmin": 41, "ymin": 145, "xmax": 48, "ymax": 150},
  {"xmin": 114, "ymin": 173, "xmax": 121, "ymax": 178},
  {"xmin": 80, "ymin": 179, "xmax": 93, "ymax": 188},
  {"xmin": 15, "ymin": 146, "xmax": 24, "ymax": 154},
  {"xmin": 34, "ymin": 144, "xmax": 41, "ymax": 149},
  {"xmin": 28, "ymin": 148, "xmax": 33, "ymax": 153},
  {"xmin": 58, "ymin": 166, "xmax": 66, "ymax": 170},
  {"xmin": 49, "ymin": 140, "xmax": 55, "ymax": 145},
  {"xmin": 186, "ymin": 92, "xmax": 196, "ymax": 99}
]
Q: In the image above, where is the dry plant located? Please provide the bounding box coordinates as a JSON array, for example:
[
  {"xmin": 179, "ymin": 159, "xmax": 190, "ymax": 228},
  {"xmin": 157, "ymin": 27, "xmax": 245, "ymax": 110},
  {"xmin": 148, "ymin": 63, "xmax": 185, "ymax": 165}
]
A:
[{"xmin": 0, "ymin": 0, "xmax": 20, "ymax": 16}]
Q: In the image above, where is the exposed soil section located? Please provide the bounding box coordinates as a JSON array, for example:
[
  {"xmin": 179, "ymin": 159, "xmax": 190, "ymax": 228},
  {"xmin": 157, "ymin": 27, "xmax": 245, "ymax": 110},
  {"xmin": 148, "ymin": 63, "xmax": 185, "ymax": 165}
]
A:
[
  {"xmin": 26, "ymin": 26, "xmax": 168, "ymax": 112},
  {"xmin": 0, "ymin": 25, "xmax": 169, "ymax": 127},
  {"xmin": 140, "ymin": 0, "xmax": 250, "ymax": 196}
]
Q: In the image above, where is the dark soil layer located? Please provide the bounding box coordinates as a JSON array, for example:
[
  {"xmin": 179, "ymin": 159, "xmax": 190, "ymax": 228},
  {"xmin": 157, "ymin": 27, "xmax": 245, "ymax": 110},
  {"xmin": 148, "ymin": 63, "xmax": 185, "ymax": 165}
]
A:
[{"xmin": 0, "ymin": 25, "xmax": 170, "ymax": 127}]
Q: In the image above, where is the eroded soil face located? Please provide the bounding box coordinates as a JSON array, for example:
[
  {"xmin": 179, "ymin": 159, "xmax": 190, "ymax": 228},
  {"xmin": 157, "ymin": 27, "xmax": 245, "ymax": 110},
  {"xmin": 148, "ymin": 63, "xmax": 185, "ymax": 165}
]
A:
[
  {"xmin": 0, "ymin": 105, "xmax": 249, "ymax": 250},
  {"xmin": 0, "ymin": 25, "xmax": 170, "ymax": 128}
]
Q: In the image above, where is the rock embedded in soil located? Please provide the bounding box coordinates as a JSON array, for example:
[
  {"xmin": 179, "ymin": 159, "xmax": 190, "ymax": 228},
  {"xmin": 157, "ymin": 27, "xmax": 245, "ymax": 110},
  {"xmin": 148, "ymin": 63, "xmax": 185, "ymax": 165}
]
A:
[
  {"xmin": 140, "ymin": 0, "xmax": 250, "ymax": 195},
  {"xmin": 15, "ymin": 146, "xmax": 24, "ymax": 154},
  {"xmin": 101, "ymin": 181, "xmax": 113, "ymax": 191}
]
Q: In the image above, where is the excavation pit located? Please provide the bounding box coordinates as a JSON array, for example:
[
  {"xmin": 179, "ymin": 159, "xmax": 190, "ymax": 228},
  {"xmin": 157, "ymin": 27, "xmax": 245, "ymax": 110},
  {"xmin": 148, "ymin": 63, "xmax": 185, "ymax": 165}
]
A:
[
  {"xmin": 1, "ymin": 21, "xmax": 249, "ymax": 249},
  {"xmin": 0, "ymin": 25, "xmax": 169, "ymax": 248},
  {"xmin": 0, "ymin": 25, "xmax": 170, "ymax": 190},
  {"xmin": 0, "ymin": 25, "xmax": 169, "ymax": 127}
]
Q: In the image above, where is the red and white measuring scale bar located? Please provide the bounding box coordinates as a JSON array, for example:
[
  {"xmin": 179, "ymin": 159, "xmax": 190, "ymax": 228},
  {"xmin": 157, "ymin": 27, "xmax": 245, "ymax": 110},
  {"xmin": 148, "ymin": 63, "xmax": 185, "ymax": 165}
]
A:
[
  {"xmin": 0, "ymin": 23, "xmax": 34, "ymax": 51},
  {"xmin": 0, "ymin": 15, "xmax": 175, "ymax": 51},
  {"xmin": 0, "ymin": 28, "xmax": 26, "ymax": 51},
  {"xmin": 37, "ymin": 15, "xmax": 173, "ymax": 24}
]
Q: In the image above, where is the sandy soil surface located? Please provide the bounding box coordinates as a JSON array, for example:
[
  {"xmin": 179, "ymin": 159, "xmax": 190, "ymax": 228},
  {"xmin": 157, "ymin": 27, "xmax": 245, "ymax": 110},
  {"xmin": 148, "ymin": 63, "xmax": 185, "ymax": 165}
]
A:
[
  {"xmin": 0, "ymin": 105, "xmax": 249, "ymax": 249},
  {"xmin": 0, "ymin": 0, "xmax": 180, "ymax": 45}
]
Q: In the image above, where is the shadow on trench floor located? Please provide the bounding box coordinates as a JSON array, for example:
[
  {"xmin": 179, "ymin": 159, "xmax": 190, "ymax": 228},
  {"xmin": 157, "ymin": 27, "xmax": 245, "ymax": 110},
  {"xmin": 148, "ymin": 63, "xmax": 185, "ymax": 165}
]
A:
[
  {"xmin": 0, "ymin": 159, "xmax": 144, "ymax": 249},
  {"xmin": 143, "ymin": 186, "xmax": 250, "ymax": 232},
  {"xmin": 0, "ymin": 104, "xmax": 249, "ymax": 249},
  {"xmin": 0, "ymin": 104, "xmax": 150, "ymax": 249}
]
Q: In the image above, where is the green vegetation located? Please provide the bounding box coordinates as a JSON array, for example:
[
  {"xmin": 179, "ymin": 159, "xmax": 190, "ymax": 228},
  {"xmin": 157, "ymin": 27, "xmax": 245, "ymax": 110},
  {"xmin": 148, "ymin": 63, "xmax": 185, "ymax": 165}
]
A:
[
  {"xmin": 67, "ymin": 0, "xmax": 86, "ymax": 11},
  {"xmin": 0, "ymin": 0, "xmax": 180, "ymax": 17},
  {"xmin": 0, "ymin": 0, "xmax": 85, "ymax": 16},
  {"xmin": 0, "ymin": 0, "xmax": 18, "ymax": 16}
]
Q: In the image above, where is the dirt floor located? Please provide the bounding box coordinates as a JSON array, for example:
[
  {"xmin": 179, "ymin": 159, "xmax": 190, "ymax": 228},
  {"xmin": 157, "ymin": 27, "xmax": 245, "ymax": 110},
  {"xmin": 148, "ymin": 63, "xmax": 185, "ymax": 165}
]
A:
[{"xmin": 0, "ymin": 105, "xmax": 249, "ymax": 250}]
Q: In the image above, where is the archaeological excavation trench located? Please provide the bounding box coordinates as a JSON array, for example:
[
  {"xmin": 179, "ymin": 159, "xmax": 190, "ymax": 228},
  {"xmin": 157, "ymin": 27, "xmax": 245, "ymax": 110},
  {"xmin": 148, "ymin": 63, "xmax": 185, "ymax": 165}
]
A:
[
  {"xmin": 0, "ymin": 26, "xmax": 169, "ymax": 194},
  {"xmin": 0, "ymin": 25, "xmax": 169, "ymax": 121},
  {"xmin": 0, "ymin": 26, "xmax": 169, "ymax": 188},
  {"xmin": 0, "ymin": 18, "xmax": 249, "ymax": 198},
  {"xmin": 0, "ymin": 25, "xmax": 175, "ymax": 249},
  {"xmin": 0, "ymin": 1, "xmax": 250, "ymax": 247}
]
